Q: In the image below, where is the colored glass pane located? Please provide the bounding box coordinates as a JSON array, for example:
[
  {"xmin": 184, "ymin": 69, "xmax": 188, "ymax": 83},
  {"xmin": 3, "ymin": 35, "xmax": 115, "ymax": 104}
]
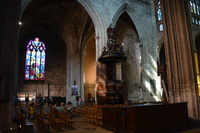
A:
[
  {"xmin": 193, "ymin": 3, "xmax": 197, "ymax": 14},
  {"xmin": 190, "ymin": 0, "xmax": 200, "ymax": 15},
  {"xmin": 198, "ymin": 5, "xmax": 200, "ymax": 15},
  {"xmin": 159, "ymin": 24, "xmax": 163, "ymax": 31},
  {"xmin": 192, "ymin": 17, "xmax": 195, "ymax": 23},
  {"xmin": 25, "ymin": 37, "xmax": 46, "ymax": 80},
  {"xmin": 196, "ymin": 19, "xmax": 199, "ymax": 24},
  {"xmin": 191, "ymin": 1, "xmax": 194, "ymax": 12},
  {"xmin": 157, "ymin": 1, "xmax": 162, "ymax": 21}
]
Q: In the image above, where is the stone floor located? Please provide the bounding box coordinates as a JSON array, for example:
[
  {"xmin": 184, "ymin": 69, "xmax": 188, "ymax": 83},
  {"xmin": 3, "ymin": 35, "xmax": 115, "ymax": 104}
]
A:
[
  {"xmin": 30, "ymin": 116, "xmax": 200, "ymax": 133},
  {"xmin": 32, "ymin": 116, "xmax": 113, "ymax": 133},
  {"xmin": 30, "ymin": 115, "xmax": 200, "ymax": 133},
  {"xmin": 19, "ymin": 106, "xmax": 200, "ymax": 133},
  {"xmin": 21, "ymin": 106, "xmax": 113, "ymax": 133}
]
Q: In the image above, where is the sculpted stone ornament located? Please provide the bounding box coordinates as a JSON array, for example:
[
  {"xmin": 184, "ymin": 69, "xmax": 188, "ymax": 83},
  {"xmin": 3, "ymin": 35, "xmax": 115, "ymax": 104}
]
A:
[{"xmin": 98, "ymin": 26, "xmax": 127, "ymax": 63}]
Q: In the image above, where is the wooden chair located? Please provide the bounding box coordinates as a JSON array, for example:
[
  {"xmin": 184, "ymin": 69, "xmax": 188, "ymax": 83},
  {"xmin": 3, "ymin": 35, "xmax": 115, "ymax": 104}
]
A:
[
  {"xmin": 64, "ymin": 112, "xmax": 75, "ymax": 130},
  {"xmin": 34, "ymin": 113, "xmax": 41, "ymax": 130},
  {"xmin": 95, "ymin": 109, "xmax": 103, "ymax": 126},
  {"xmin": 49, "ymin": 113, "xmax": 56, "ymax": 133},
  {"xmin": 36, "ymin": 113, "xmax": 51, "ymax": 132},
  {"xmin": 58, "ymin": 112, "xmax": 69, "ymax": 132},
  {"xmin": 19, "ymin": 114, "xmax": 34, "ymax": 133},
  {"xmin": 49, "ymin": 112, "xmax": 66, "ymax": 132},
  {"xmin": 41, "ymin": 113, "xmax": 52, "ymax": 132}
]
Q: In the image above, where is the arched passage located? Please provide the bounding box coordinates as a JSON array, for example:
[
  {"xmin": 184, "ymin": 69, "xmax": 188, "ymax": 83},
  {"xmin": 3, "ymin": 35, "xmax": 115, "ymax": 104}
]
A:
[
  {"xmin": 18, "ymin": 0, "xmax": 96, "ymax": 105},
  {"xmin": 18, "ymin": 23, "xmax": 66, "ymax": 102},
  {"xmin": 115, "ymin": 11, "xmax": 141, "ymax": 102},
  {"xmin": 83, "ymin": 36, "xmax": 96, "ymax": 105}
]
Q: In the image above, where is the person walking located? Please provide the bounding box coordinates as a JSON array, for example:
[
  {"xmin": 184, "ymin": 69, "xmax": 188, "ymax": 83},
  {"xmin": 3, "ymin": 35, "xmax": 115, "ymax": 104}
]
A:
[
  {"xmin": 76, "ymin": 95, "xmax": 79, "ymax": 106},
  {"xmin": 38, "ymin": 94, "xmax": 44, "ymax": 113},
  {"xmin": 25, "ymin": 94, "xmax": 29, "ymax": 107},
  {"xmin": 14, "ymin": 95, "xmax": 19, "ymax": 107}
]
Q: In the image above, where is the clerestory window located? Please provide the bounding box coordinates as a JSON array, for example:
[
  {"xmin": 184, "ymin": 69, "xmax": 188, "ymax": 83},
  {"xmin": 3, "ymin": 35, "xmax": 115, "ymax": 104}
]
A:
[
  {"xmin": 155, "ymin": 0, "xmax": 163, "ymax": 32},
  {"xmin": 190, "ymin": 0, "xmax": 200, "ymax": 25}
]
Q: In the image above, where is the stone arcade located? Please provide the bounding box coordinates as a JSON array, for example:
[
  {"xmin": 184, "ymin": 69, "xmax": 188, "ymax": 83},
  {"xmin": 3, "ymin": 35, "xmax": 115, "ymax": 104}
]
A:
[{"xmin": 0, "ymin": 0, "xmax": 200, "ymax": 132}]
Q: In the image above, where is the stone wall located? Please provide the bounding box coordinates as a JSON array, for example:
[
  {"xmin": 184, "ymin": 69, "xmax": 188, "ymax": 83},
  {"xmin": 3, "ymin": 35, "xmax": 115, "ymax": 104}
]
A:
[{"xmin": 19, "ymin": 0, "xmax": 160, "ymax": 104}]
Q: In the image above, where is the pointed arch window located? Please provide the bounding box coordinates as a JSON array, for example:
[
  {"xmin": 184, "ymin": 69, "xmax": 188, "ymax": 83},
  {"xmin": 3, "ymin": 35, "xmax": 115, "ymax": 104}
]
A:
[
  {"xmin": 190, "ymin": 0, "xmax": 200, "ymax": 15},
  {"xmin": 154, "ymin": 0, "xmax": 163, "ymax": 32},
  {"xmin": 157, "ymin": 1, "xmax": 162, "ymax": 21},
  {"xmin": 190, "ymin": 0, "xmax": 200, "ymax": 25},
  {"xmin": 25, "ymin": 37, "xmax": 46, "ymax": 80},
  {"xmin": 159, "ymin": 24, "xmax": 164, "ymax": 31}
]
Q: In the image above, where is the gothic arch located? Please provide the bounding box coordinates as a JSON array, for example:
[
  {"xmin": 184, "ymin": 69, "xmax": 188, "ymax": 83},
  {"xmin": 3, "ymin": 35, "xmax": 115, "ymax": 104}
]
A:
[
  {"xmin": 113, "ymin": 8, "xmax": 142, "ymax": 101},
  {"xmin": 158, "ymin": 36, "xmax": 164, "ymax": 52},
  {"xmin": 21, "ymin": 0, "xmax": 32, "ymax": 17},
  {"xmin": 111, "ymin": 2, "xmax": 145, "ymax": 42},
  {"xmin": 77, "ymin": 0, "xmax": 105, "ymax": 59},
  {"xmin": 21, "ymin": 0, "xmax": 104, "ymax": 59}
]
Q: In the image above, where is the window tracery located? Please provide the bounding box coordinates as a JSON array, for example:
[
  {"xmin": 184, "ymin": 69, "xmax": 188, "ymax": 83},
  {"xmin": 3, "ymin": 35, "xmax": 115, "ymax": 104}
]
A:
[
  {"xmin": 25, "ymin": 37, "xmax": 46, "ymax": 80},
  {"xmin": 190, "ymin": 0, "xmax": 200, "ymax": 25},
  {"xmin": 155, "ymin": 0, "xmax": 163, "ymax": 32}
]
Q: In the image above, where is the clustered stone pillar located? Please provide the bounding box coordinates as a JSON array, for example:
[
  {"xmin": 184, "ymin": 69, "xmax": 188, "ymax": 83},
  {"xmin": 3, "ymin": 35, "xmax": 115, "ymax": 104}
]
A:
[
  {"xmin": 0, "ymin": 0, "xmax": 21, "ymax": 131},
  {"xmin": 161, "ymin": 0, "xmax": 199, "ymax": 119}
]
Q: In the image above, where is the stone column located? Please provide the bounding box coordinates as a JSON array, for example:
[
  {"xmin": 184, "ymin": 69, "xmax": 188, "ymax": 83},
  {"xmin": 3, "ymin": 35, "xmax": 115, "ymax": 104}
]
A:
[
  {"xmin": 0, "ymin": 0, "xmax": 21, "ymax": 131},
  {"xmin": 161, "ymin": 0, "xmax": 199, "ymax": 119}
]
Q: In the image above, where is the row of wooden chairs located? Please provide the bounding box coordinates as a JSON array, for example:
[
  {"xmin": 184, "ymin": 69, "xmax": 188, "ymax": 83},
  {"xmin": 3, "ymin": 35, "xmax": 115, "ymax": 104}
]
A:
[
  {"xmin": 35, "ymin": 113, "xmax": 51, "ymax": 132},
  {"xmin": 15, "ymin": 107, "xmax": 34, "ymax": 133},
  {"xmin": 84, "ymin": 109, "xmax": 103, "ymax": 125},
  {"xmin": 73, "ymin": 104, "xmax": 129, "ymax": 126},
  {"xmin": 35, "ymin": 108, "xmax": 75, "ymax": 132},
  {"xmin": 74, "ymin": 105, "xmax": 103, "ymax": 126}
]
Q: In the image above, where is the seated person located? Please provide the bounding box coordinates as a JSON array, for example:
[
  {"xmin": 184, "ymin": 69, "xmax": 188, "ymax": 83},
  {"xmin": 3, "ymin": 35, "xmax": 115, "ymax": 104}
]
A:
[
  {"xmin": 58, "ymin": 102, "xmax": 66, "ymax": 112},
  {"xmin": 52, "ymin": 103, "xmax": 59, "ymax": 109},
  {"xmin": 28, "ymin": 102, "xmax": 35, "ymax": 119},
  {"xmin": 66, "ymin": 101, "xmax": 73, "ymax": 114}
]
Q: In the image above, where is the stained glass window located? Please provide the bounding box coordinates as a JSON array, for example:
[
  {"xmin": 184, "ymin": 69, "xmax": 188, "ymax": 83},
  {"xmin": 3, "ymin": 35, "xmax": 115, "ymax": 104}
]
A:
[
  {"xmin": 157, "ymin": 1, "xmax": 162, "ymax": 21},
  {"xmin": 25, "ymin": 37, "xmax": 46, "ymax": 80},
  {"xmin": 155, "ymin": 0, "xmax": 163, "ymax": 32},
  {"xmin": 159, "ymin": 24, "xmax": 163, "ymax": 31},
  {"xmin": 191, "ymin": 0, "xmax": 200, "ymax": 25},
  {"xmin": 190, "ymin": 0, "xmax": 200, "ymax": 15}
]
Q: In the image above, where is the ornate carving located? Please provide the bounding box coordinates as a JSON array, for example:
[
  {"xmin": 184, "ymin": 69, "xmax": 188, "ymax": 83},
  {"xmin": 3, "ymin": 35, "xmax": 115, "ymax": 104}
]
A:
[
  {"xmin": 98, "ymin": 26, "xmax": 127, "ymax": 63},
  {"xmin": 97, "ymin": 26, "xmax": 127, "ymax": 105}
]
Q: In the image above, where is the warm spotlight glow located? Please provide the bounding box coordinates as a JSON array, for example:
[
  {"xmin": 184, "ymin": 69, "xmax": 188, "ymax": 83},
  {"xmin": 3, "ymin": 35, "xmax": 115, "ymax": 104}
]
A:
[
  {"xmin": 18, "ymin": 21, "xmax": 22, "ymax": 25},
  {"xmin": 153, "ymin": 96, "xmax": 161, "ymax": 101}
]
